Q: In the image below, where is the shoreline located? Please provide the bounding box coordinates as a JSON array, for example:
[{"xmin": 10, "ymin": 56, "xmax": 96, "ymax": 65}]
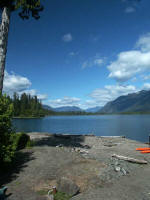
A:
[
  {"xmin": 13, "ymin": 116, "xmax": 43, "ymax": 119},
  {"xmin": 12, "ymin": 113, "xmax": 150, "ymax": 119}
]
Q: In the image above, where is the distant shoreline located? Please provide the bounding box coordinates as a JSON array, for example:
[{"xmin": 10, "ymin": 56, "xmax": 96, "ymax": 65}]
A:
[
  {"xmin": 12, "ymin": 112, "xmax": 150, "ymax": 119},
  {"xmin": 13, "ymin": 116, "xmax": 43, "ymax": 119}
]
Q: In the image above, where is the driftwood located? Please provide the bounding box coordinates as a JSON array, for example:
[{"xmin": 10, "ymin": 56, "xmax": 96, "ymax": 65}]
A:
[
  {"xmin": 112, "ymin": 154, "xmax": 148, "ymax": 164},
  {"xmin": 100, "ymin": 136, "xmax": 125, "ymax": 138}
]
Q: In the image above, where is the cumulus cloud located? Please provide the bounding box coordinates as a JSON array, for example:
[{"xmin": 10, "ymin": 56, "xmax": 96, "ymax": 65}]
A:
[
  {"xmin": 125, "ymin": 7, "xmax": 135, "ymax": 13},
  {"xmin": 3, "ymin": 71, "xmax": 31, "ymax": 94},
  {"xmin": 48, "ymin": 96, "xmax": 81, "ymax": 107},
  {"xmin": 136, "ymin": 33, "xmax": 150, "ymax": 52},
  {"xmin": 47, "ymin": 83, "xmax": 149, "ymax": 109},
  {"xmin": 142, "ymin": 74, "xmax": 150, "ymax": 80},
  {"xmin": 82, "ymin": 57, "xmax": 104, "ymax": 69},
  {"xmin": 22, "ymin": 89, "xmax": 48, "ymax": 100},
  {"xmin": 62, "ymin": 33, "xmax": 73, "ymax": 42},
  {"xmin": 142, "ymin": 83, "xmax": 150, "ymax": 90},
  {"xmin": 3, "ymin": 71, "xmax": 47, "ymax": 100},
  {"xmin": 89, "ymin": 85, "xmax": 138, "ymax": 106},
  {"xmin": 107, "ymin": 33, "xmax": 150, "ymax": 82}
]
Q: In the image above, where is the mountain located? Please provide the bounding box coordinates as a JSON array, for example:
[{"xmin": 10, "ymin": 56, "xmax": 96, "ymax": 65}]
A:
[
  {"xmin": 43, "ymin": 105, "xmax": 54, "ymax": 111},
  {"xmin": 86, "ymin": 106, "xmax": 102, "ymax": 113},
  {"xmin": 53, "ymin": 106, "xmax": 83, "ymax": 112},
  {"xmin": 99, "ymin": 90, "xmax": 150, "ymax": 113}
]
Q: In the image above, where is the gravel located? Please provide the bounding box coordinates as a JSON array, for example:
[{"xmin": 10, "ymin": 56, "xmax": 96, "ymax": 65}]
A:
[{"xmin": 1, "ymin": 132, "xmax": 150, "ymax": 200}]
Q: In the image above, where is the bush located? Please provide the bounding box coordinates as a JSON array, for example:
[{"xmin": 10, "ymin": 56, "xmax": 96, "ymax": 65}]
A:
[
  {"xmin": 54, "ymin": 191, "xmax": 71, "ymax": 200},
  {"xmin": 0, "ymin": 94, "xmax": 15, "ymax": 164},
  {"xmin": 13, "ymin": 133, "xmax": 30, "ymax": 151}
]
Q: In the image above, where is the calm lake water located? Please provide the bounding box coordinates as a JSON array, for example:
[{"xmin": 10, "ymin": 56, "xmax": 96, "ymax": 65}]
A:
[{"xmin": 12, "ymin": 115, "xmax": 150, "ymax": 142}]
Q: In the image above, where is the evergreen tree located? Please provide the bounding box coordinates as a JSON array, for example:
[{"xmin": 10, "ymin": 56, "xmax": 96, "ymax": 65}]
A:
[
  {"xmin": 12, "ymin": 92, "xmax": 54, "ymax": 117},
  {"xmin": 0, "ymin": 94, "xmax": 15, "ymax": 164}
]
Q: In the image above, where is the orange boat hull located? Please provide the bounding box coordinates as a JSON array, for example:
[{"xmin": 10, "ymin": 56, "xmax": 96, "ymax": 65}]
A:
[
  {"xmin": 140, "ymin": 150, "xmax": 150, "ymax": 154},
  {"xmin": 136, "ymin": 148, "xmax": 150, "ymax": 151}
]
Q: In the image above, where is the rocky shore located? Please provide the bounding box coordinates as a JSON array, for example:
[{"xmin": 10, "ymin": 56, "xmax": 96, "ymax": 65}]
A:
[{"xmin": 1, "ymin": 132, "xmax": 150, "ymax": 200}]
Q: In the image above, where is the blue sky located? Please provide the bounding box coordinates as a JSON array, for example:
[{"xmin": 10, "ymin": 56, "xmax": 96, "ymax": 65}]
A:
[{"xmin": 3, "ymin": 0, "xmax": 150, "ymax": 108}]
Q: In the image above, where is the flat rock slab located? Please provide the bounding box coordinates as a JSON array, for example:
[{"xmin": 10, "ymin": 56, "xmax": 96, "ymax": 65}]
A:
[{"xmin": 57, "ymin": 177, "xmax": 79, "ymax": 196}]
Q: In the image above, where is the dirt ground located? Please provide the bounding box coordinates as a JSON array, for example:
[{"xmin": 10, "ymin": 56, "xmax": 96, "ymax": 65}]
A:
[{"xmin": 1, "ymin": 132, "xmax": 150, "ymax": 200}]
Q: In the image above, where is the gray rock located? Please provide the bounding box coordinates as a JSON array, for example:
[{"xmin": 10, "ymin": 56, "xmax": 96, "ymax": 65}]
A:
[
  {"xmin": 121, "ymin": 168, "xmax": 127, "ymax": 175},
  {"xmin": 57, "ymin": 177, "xmax": 79, "ymax": 196},
  {"xmin": 114, "ymin": 166, "xmax": 121, "ymax": 172}
]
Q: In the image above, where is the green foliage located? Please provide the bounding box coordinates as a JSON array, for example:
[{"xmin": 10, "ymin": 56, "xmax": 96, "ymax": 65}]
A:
[
  {"xmin": 12, "ymin": 92, "xmax": 54, "ymax": 117},
  {"xmin": 13, "ymin": 132, "xmax": 30, "ymax": 150},
  {"xmin": 0, "ymin": 0, "xmax": 43, "ymax": 20},
  {"xmin": 25, "ymin": 138, "xmax": 35, "ymax": 148},
  {"xmin": 0, "ymin": 94, "xmax": 15, "ymax": 164},
  {"xmin": 54, "ymin": 191, "xmax": 71, "ymax": 200},
  {"xmin": 37, "ymin": 189, "xmax": 49, "ymax": 196}
]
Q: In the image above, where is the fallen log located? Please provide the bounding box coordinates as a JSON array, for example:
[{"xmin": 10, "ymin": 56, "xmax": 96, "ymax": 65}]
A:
[
  {"xmin": 112, "ymin": 154, "xmax": 148, "ymax": 164},
  {"xmin": 100, "ymin": 136, "xmax": 125, "ymax": 138}
]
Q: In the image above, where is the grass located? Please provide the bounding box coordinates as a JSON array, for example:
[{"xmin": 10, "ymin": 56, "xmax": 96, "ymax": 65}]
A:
[
  {"xmin": 54, "ymin": 191, "xmax": 71, "ymax": 200},
  {"xmin": 13, "ymin": 181, "xmax": 21, "ymax": 186},
  {"xmin": 37, "ymin": 190, "xmax": 71, "ymax": 200},
  {"xmin": 36, "ymin": 189, "xmax": 49, "ymax": 196},
  {"xmin": 25, "ymin": 140, "xmax": 36, "ymax": 149}
]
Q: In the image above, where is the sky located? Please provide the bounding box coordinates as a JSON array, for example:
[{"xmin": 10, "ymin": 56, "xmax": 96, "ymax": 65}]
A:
[{"xmin": 3, "ymin": 0, "xmax": 150, "ymax": 109}]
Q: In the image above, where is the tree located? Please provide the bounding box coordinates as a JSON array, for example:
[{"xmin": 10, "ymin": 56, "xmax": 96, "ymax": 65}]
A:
[
  {"xmin": 0, "ymin": 0, "xmax": 43, "ymax": 93},
  {"xmin": 0, "ymin": 94, "xmax": 15, "ymax": 164}
]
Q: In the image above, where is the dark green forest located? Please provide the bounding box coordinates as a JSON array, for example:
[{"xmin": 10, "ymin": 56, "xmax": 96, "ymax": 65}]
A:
[{"xmin": 9, "ymin": 92, "xmax": 55, "ymax": 118}]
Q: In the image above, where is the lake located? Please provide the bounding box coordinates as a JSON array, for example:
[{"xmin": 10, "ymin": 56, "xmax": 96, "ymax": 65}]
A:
[{"xmin": 12, "ymin": 115, "xmax": 150, "ymax": 143}]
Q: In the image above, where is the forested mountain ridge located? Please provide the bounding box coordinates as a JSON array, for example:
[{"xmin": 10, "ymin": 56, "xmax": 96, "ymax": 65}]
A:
[{"xmin": 99, "ymin": 90, "xmax": 150, "ymax": 113}]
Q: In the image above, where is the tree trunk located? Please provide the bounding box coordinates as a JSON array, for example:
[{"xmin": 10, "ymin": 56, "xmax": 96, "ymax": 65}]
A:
[{"xmin": 0, "ymin": 7, "xmax": 11, "ymax": 94}]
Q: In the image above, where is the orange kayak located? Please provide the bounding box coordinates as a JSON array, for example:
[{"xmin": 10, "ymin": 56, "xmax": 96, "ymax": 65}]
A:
[
  {"xmin": 140, "ymin": 150, "xmax": 150, "ymax": 154},
  {"xmin": 136, "ymin": 148, "xmax": 150, "ymax": 151}
]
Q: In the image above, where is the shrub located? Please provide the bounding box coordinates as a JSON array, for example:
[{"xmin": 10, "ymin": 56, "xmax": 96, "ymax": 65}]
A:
[
  {"xmin": 54, "ymin": 191, "xmax": 71, "ymax": 200},
  {"xmin": 26, "ymin": 139, "xmax": 35, "ymax": 148},
  {"xmin": 0, "ymin": 94, "xmax": 15, "ymax": 164},
  {"xmin": 13, "ymin": 132, "xmax": 30, "ymax": 151}
]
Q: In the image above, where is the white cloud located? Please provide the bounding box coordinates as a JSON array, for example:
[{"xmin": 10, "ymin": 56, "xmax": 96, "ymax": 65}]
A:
[
  {"xmin": 142, "ymin": 74, "xmax": 150, "ymax": 80},
  {"xmin": 47, "ymin": 83, "xmax": 149, "ymax": 109},
  {"xmin": 125, "ymin": 7, "xmax": 135, "ymax": 13},
  {"xmin": 142, "ymin": 83, "xmax": 150, "ymax": 90},
  {"xmin": 3, "ymin": 71, "xmax": 47, "ymax": 100},
  {"xmin": 22, "ymin": 89, "xmax": 48, "ymax": 100},
  {"xmin": 136, "ymin": 33, "xmax": 150, "ymax": 52},
  {"xmin": 89, "ymin": 85, "xmax": 138, "ymax": 106},
  {"xmin": 131, "ymin": 77, "xmax": 137, "ymax": 82},
  {"xmin": 62, "ymin": 33, "xmax": 73, "ymax": 42},
  {"xmin": 3, "ymin": 71, "xmax": 31, "ymax": 94},
  {"xmin": 48, "ymin": 96, "xmax": 81, "ymax": 107},
  {"xmin": 108, "ymin": 33, "xmax": 150, "ymax": 82},
  {"xmin": 69, "ymin": 51, "xmax": 78, "ymax": 56},
  {"xmin": 82, "ymin": 57, "xmax": 104, "ymax": 69},
  {"xmin": 37, "ymin": 94, "xmax": 48, "ymax": 100},
  {"xmin": 94, "ymin": 59, "xmax": 103, "ymax": 65}
]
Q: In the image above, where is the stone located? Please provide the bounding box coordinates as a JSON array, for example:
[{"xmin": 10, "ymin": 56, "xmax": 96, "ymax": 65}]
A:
[
  {"xmin": 57, "ymin": 177, "xmax": 79, "ymax": 196},
  {"xmin": 121, "ymin": 168, "xmax": 127, "ymax": 175},
  {"xmin": 114, "ymin": 166, "xmax": 121, "ymax": 172}
]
